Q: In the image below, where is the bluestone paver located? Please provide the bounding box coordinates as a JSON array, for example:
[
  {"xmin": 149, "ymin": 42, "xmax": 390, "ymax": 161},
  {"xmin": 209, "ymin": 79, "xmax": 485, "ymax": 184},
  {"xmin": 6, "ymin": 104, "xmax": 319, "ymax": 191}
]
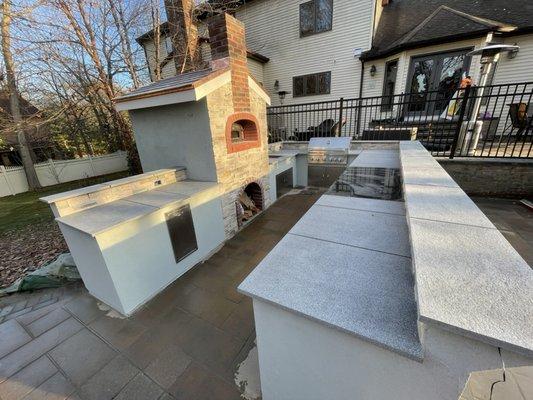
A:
[
  {"xmin": 78, "ymin": 355, "xmax": 139, "ymax": 400},
  {"xmin": 21, "ymin": 372, "xmax": 75, "ymax": 400},
  {"xmin": 114, "ymin": 373, "xmax": 164, "ymax": 400},
  {"xmin": 0, "ymin": 356, "xmax": 57, "ymax": 400},
  {"xmin": 0, "ymin": 320, "xmax": 32, "ymax": 358},
  {"xmin": 0, "ymin": 318, "xmax": 83, "ymax": 382},
  {"xmin": 48, "ymin": 329, "xmax": 116, "ymax": 386},
  {"xmin": 26, "ymin": 308, "xmax": 71, "ymax": 338},
  {"xmin": 144, "ymin": 345, "xmax": 192, "ymax": 389}
]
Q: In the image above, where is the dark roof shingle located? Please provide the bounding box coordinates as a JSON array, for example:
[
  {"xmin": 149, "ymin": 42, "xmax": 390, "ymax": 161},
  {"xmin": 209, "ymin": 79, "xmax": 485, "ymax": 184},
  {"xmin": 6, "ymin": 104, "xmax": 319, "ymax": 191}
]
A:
[
  {"xmin": 363, "ymin": 0, "xmax": 533, "ymax": 60},
  {"xmin": 115, "ymin": 68, "xmax": 213, "ymax": 102}
]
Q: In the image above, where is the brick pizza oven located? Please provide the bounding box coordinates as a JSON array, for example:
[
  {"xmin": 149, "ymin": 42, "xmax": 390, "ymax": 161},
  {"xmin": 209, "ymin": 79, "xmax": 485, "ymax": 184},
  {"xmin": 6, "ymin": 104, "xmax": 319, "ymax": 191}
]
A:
[{"xmin": 115, "ymin": 13, "xmax": 271, "ymax": 238}]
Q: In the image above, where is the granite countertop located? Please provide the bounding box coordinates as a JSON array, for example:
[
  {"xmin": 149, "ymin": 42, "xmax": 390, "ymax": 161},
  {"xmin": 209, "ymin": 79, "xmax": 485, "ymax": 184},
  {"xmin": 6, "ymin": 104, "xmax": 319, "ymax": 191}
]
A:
[
  {"xmin": 239, "ymin": 191, "xmax": 423, "ymax": 361},
  {"xmin": 399, "ymin": 141, "xmax": 533, "ymax": 357},
  {"xmin": 57, "ymin": 180, "xmax": 219, "ymax": 236},
  {"xmin": 349, "ymin": 149, "xmax": 400, "ymax": 169},
  {"xmin": 268, "ymin": 151, "xmax": 298, "ymax": 166}
]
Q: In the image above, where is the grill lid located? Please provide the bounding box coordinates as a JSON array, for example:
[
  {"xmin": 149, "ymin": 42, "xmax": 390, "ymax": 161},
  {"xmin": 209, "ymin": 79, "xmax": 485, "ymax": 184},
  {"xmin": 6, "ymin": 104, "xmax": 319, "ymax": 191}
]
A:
[{"xmin": 308, "ymin": 137, "xmax": 351, "ymax": 151}]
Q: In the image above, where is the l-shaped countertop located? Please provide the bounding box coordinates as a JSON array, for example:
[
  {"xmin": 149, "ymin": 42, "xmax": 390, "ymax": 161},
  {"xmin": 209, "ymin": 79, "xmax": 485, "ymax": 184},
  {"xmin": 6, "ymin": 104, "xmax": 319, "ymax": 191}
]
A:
[{"xmin": 239, "ymin": 141, "xmax": 533, "ymax": 361}]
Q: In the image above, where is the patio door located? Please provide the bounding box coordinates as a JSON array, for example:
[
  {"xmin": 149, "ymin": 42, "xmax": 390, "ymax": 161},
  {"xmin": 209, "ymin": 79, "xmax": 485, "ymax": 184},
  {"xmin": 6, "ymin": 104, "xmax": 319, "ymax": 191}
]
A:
[{"xmin": 406, "ymin": 49, "xmax": 472, "ymax": 117}]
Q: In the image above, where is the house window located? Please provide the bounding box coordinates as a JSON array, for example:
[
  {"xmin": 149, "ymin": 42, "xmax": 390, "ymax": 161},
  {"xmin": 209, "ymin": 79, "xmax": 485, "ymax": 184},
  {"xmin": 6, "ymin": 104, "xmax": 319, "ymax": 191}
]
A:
[
  {"xmin": 300, "ymin": 0, "xmax": 333, "ymax": 37},
  {"xmin": 293, "ymin": 72, "xmax": 331, "ymax": 97},
  {"xmin": 382, "ymin": 60, "xmax": 398, "ymax": 111},
  {"xmin": 406, "ymin": 49, "xmax": 471, "ymax": 115}
]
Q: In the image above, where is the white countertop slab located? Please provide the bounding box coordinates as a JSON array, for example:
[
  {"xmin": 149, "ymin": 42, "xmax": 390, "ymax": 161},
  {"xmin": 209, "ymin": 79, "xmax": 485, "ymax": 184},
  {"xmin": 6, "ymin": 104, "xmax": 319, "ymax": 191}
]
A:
[
  {"xmin": 404, "ymin": 184, "xmax": 495, "ymax": 228},
  {"xmin": 123, "ymin": 190, "xmax": 188, "ymax": 209},
  {"xmin": 238, "ymin": 234, "xmax": 423, "ymax": 360},
  {"xmin": 410, "ymin": 218, "xmax": 533, "ymax": 357},
  {"xmin": 350, "ymin": 150, "xmax": 401, "ymax": 169},
  {"xmin": 156, "ymin": 180, "xmax": 219, "ymax": 197},
  {"xmin": 402, "ymin": 165, "xmax": 459, "ymax": 188},
  {"xmin": 316, "ymin": 195, "xmax": 405, "ymax": 215},
  {"xmin": 291, "ymin": 202, "xmax": 411, "ymax": 258},
  {"xmin": 57, "ymin": 200, "xmax": 156, "ymax": 236}
]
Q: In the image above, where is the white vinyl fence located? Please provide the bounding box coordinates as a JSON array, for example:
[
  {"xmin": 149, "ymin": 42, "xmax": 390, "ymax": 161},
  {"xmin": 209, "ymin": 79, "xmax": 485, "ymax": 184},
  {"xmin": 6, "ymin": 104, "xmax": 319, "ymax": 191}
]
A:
[{"xmin": 0, "ymin": 151, "xmax": 128, "ymax": 197}]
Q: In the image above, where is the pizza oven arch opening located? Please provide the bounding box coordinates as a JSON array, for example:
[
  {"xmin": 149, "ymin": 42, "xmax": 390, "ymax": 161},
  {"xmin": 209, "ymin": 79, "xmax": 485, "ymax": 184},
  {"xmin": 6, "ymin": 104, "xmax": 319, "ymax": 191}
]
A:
[{"xmin": 225, "ymin": 113, "xmax": 261, "ymax": 153}]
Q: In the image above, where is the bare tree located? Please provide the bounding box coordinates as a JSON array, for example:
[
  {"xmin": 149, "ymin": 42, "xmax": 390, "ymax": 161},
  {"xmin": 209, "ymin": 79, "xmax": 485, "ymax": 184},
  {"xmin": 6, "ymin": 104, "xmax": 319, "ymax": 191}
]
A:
[
  {"xmin": 107, "ymin": 0, "xmax": 140, "ymax": 88},
  {"xmin": 1, "ymin": 0, "xmax": 41, "ymax": 188},
  {"xmin": 151, "ymin": 0, "xmax": 162, "ymax": 81}
]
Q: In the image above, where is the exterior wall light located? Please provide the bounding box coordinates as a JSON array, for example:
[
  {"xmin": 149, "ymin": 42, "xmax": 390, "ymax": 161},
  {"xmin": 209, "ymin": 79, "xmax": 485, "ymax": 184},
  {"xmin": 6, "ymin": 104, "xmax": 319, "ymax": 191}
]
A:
[
  {"xmin": 508, "ymin": 45, "xmax": 519, "ymax": 59},
  {"xmin": 370, "ymin": 65, "xmax": 377, "ymax": 77},
  {"xmin": 277, "ymin": 90, "xmax": 290, "ymax": 105}
]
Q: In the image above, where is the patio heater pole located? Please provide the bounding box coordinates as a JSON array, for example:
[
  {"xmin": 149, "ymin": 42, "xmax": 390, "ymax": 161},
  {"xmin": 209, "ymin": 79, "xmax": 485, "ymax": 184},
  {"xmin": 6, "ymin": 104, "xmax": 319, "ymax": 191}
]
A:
[{"xmin": 464, "ymin": 44, "xmax": 520, "ymax": 155}]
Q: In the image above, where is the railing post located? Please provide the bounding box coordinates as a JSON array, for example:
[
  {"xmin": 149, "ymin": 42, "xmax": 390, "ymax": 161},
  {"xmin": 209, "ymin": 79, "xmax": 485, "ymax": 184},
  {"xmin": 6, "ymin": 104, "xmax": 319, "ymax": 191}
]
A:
[
  {"xmin": 449, "ymin": 85, "xmax": 472, "ymax": 159},
  {"xmin": 356, "ymin": 97, "xmax": 363, "ymax": 138},
  {"xmin": 338, "ymin": 97, "xmax": 344, "ymax": 137}
]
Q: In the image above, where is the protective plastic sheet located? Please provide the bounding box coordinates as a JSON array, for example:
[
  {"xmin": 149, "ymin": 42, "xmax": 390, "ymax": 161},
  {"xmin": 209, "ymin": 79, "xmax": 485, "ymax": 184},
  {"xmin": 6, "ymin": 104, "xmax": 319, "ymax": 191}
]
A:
[{"xmin": 0, "ymin": 253, "xmax": 80, "ymax": 296}]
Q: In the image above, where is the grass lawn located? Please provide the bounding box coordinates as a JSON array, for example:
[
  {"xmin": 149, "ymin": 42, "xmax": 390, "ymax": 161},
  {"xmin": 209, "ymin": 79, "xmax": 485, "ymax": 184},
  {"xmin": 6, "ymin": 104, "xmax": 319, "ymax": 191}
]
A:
[{"xmin": 0, "ymin": 171, "xmax": 130, "ymax": 234}]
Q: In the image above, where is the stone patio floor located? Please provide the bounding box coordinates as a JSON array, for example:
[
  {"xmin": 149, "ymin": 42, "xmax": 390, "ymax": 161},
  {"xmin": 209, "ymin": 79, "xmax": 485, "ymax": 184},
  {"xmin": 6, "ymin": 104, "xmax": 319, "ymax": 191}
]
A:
[
  {"xmin": 0, "ymin": 193, "xmax": 531, "ymax": 400},
  {"xmin": 0, "ymin": 191, "xmax": 322, "ymax": 400}
]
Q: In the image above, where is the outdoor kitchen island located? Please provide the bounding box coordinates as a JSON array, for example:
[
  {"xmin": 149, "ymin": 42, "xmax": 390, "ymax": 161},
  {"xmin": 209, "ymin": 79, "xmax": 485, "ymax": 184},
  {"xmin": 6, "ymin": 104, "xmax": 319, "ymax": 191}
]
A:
[
  {"xmin": 239, "ymin": 141, "xmax": 533, "ymax": 400},
  {"xmin": 41, "ymin": 169, "xmax": 225, "ymax": 316}
]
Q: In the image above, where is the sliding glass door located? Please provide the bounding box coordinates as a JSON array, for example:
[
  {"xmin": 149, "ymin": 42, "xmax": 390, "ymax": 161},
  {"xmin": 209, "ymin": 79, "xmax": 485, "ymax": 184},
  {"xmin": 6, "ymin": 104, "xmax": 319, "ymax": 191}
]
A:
[{"xmin": 406, "ymin": 49, "xmax": 471, "ymax": 117}]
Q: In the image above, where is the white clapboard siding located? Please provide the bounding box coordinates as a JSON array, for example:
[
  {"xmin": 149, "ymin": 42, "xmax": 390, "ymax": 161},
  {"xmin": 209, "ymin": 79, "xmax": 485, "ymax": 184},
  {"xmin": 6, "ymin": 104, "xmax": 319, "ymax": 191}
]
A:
[
  {"xmin": 0, "ymin": 151, "xmax": 128, "ymax": 197},
  {"xmin": 493, "ymin": 34, "xmax": 533, "ymax": 85},
  {"xmin": 236, "ymin": 0, "xmax": 375, "ymax": 106}
]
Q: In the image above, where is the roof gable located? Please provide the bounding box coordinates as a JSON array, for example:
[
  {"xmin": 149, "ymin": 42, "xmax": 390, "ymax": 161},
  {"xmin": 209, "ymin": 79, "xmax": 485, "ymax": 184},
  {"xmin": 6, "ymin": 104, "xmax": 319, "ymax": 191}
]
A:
[{"xmin": 364, "ymin": 0, "xmax": 533, "ymax": 60}]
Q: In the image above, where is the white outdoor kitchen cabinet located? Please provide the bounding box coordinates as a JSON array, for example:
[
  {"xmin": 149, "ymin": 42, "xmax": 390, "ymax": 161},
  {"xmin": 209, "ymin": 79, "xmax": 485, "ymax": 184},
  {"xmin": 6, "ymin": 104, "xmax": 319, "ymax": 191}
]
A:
[{"xmin": 41, "ymin": 169, "xmax": 225, "ymax": 316}]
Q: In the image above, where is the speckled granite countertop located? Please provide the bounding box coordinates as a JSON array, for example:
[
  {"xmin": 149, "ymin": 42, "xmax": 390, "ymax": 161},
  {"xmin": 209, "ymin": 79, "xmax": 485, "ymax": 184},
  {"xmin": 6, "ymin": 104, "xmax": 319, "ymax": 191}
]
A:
[
  {"xmin": 239, "ymin": 158, "xmax": 423, "ymax": 360},
  {"xmin": 399, "ymin": 141, "xmax": 533, "ymax": 358}
]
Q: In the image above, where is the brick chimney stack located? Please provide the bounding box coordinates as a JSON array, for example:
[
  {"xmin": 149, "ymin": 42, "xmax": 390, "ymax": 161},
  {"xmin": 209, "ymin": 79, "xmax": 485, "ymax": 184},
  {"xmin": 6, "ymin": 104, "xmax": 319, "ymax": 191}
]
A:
[
  {"xmin": 164, "ymin": 0, "xmax": 200, "ymax": 73},
  {"xmin": 208, "ymin": 13, "xmax": 251, "ymax": 113}
]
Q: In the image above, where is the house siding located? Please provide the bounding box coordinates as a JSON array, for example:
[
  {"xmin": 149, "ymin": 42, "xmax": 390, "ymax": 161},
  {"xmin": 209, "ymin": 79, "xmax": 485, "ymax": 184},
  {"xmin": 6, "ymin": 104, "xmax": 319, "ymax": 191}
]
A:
[{"xmin": 235, "ymin": 0, "xmax": 375, "ymax": 106}]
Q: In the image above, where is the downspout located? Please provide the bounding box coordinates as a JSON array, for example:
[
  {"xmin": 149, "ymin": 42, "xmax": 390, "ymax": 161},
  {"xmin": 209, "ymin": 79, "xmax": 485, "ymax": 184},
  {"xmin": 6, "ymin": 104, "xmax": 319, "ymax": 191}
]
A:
[{"xmin": 356, "ymin": 60, "xmax": 365, "ymax": 137}]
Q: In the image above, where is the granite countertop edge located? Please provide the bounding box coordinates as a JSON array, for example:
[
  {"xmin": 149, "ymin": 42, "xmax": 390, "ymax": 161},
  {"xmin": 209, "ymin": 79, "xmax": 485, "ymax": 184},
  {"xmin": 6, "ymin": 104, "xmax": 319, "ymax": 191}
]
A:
[{"xmin": 237, "ymin": 285, "xmax": 424, "ymax": 362}]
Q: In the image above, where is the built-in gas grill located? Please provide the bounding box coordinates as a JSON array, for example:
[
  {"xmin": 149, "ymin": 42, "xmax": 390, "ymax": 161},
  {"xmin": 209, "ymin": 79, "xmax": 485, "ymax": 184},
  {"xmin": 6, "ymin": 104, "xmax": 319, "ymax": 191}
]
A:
[{"xmin": 307, "ymin": 137, "xmax": 351, "ymax": 187}]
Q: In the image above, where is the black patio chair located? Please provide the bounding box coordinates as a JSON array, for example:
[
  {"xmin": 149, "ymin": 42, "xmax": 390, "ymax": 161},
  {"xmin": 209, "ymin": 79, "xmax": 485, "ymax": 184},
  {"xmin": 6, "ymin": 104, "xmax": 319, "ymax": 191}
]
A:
[
  {"xmin": 505, "ymin": 103, "xmax": 532, "ymax": 140},
  {"xmin": 294, "ymin": 119, "xmax": 342, "ymax": 141}
]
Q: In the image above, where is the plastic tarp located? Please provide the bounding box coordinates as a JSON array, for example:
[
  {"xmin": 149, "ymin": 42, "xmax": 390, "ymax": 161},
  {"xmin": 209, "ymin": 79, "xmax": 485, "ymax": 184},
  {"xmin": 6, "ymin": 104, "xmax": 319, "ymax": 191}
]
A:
[{"xmin": 0, "ymin": 253, "xmax": 80, "ymax": 296}]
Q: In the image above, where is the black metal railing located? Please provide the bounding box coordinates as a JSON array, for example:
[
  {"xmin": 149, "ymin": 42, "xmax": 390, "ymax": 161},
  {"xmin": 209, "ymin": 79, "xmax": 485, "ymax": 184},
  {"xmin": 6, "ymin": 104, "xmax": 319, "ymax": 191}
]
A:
[{"xmin": 267, "ymin": 82, "xmax": 533, "ymax": 158}]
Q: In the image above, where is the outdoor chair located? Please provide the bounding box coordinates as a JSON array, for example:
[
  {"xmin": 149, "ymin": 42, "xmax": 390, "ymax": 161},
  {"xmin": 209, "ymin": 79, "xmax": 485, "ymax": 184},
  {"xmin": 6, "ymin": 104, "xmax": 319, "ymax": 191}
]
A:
[
  {"xmin": 505, "ymin": 103, "xmax": 532, "ymax": 140},
  {"xmin": 294, "ymin": 118, "xmax": 345, "ymax": 141}
]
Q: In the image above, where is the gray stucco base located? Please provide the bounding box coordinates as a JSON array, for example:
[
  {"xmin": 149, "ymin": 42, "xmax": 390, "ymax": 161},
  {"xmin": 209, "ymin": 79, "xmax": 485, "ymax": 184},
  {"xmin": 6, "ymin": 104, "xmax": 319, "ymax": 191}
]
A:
[
  {"xmin": 253, "ymin": 299, "xmax": 532, "ymax": 400},
  {"xmin": 438, "ymin": 158, "xmax": 533, "ymax": 197}
]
